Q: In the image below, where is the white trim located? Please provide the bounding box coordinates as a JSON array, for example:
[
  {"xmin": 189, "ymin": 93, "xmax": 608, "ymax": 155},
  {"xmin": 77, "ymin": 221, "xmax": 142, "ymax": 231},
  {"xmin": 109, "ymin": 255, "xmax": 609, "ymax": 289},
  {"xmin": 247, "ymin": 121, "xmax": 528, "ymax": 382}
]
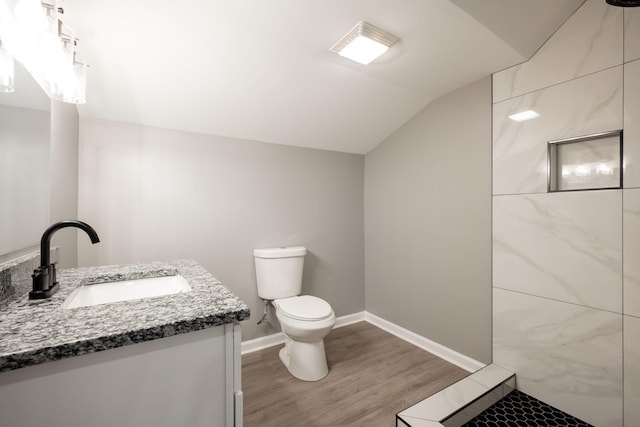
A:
[
  {"xmin": 364, "ymin": 312, "xmax": 485, "ymax": 373},
  {"xmin": 334, "ymin": 311, "xmax": 366, "ymax": 328},
  {"xmin": 241, "ymin": 331, "xmax": 285, "ymax": 355},
  {"xmin": 242, "ymin": 311, "xmax": 486, "ymax": 373},
  {"xmin": 240, "ymin": 312, "xmax": 366, "ymax": 355}
]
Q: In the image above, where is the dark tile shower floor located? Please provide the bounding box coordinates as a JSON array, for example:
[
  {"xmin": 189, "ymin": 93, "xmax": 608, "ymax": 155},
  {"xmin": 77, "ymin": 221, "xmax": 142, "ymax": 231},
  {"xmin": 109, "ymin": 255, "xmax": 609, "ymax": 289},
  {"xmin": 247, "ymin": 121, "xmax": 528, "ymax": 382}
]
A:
[{"xmin": 462, "ymin": 390, "xmax": 593, "ymax": 427}]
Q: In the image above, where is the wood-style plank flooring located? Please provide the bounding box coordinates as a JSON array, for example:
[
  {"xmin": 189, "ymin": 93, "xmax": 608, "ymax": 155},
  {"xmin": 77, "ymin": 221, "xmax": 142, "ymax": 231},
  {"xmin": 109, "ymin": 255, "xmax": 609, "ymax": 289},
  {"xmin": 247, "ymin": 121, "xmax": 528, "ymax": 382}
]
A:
[{"xmin": 242, "ymin": 321, "xmax": 469, "ymax": 426}]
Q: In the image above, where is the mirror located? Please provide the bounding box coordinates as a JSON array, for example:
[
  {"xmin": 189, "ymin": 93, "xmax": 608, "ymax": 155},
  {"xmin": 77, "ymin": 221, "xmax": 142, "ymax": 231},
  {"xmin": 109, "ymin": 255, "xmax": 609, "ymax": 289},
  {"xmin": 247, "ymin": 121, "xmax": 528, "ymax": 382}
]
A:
[{"xmin": 0, "ymin": 62, "xmax": 50, "ymax": 256}]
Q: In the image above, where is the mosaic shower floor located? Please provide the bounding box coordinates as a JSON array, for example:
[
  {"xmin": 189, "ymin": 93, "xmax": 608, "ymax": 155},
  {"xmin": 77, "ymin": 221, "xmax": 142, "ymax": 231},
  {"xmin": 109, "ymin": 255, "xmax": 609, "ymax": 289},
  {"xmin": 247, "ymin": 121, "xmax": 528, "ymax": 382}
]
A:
[{"xmin": 462, "ymin": 390, "xmax": 593, "ymax": 427}]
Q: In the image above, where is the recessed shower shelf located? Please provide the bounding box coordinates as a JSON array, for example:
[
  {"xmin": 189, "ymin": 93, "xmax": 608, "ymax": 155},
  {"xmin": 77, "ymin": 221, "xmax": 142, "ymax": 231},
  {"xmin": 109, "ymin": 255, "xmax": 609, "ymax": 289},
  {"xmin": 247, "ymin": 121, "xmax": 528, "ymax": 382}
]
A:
[{"xmin": 548, "ymin": 130, "xmax": 623, "ymax": 192}]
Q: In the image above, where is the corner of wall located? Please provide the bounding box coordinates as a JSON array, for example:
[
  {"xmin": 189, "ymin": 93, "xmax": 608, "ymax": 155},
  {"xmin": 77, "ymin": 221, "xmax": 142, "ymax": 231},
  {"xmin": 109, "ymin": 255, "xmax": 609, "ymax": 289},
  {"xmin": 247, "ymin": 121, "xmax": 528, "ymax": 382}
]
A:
[{"xmin": 49, "ymin": 101, "xmax": 80, "ymax": 269}]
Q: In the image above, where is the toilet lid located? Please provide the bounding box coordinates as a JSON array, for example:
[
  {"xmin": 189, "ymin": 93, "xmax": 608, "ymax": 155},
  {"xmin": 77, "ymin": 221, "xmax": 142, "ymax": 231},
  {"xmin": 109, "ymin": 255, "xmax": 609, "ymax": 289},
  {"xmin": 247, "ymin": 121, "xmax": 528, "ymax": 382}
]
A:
[{"xmin": 276, "ymin": 296, "xmax": 333, "ymax": 321}]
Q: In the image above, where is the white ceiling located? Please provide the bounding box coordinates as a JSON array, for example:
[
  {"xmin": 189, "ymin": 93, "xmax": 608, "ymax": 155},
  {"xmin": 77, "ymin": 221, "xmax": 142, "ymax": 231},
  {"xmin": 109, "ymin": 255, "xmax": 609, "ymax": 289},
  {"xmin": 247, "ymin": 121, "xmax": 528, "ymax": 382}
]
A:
[{"xmin": 62, "ymin": 0, "xmax": 584, "ymax": 154}]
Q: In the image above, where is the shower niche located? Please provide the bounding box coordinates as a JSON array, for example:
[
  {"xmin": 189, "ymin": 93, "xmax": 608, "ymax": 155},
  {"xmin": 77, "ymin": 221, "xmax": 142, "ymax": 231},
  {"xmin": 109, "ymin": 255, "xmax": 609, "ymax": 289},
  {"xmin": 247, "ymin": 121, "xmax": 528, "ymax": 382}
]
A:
[{"xmin": 548, "ymin": 130, "xmax": 623, "ymax": 192}]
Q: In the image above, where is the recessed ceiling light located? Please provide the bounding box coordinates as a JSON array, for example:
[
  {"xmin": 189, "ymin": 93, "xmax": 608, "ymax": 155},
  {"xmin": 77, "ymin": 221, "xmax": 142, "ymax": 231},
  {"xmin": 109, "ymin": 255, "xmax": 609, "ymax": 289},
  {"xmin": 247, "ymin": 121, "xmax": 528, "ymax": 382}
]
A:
[
  {"xmin": 508, "ymin": 110, "xmax": 540, "ymax": 122},
  {"xmin": 330, "ymin": 21, "xmax": 399, "ymax": 65}
]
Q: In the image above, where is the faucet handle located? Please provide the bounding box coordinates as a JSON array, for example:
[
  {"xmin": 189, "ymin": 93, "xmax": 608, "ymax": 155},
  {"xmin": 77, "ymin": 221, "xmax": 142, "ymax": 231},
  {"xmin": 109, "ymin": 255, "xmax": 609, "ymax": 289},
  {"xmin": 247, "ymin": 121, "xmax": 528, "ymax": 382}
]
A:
[
  {"xmin": 30, "ymin": 266, "xmax": 49, "ymax": 295},
  {"xmin": 29, "ymin": 266, "xmax": 59, "ymax": 300},
  {"xmin": 50, "ymin": 262, "xmax": 58, "ymax": 287}
]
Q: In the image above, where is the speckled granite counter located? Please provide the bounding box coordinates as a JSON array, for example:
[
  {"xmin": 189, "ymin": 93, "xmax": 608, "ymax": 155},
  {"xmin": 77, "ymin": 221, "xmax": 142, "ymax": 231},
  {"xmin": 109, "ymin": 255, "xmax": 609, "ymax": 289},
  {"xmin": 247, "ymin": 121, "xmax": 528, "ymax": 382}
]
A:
[
  {"xmin": 0, "ymin": 259, "xmax": 250, "ymax": 373},
  {"xmin": 0, "ymin": 249, "xmax": 59, "ymax": 306}
]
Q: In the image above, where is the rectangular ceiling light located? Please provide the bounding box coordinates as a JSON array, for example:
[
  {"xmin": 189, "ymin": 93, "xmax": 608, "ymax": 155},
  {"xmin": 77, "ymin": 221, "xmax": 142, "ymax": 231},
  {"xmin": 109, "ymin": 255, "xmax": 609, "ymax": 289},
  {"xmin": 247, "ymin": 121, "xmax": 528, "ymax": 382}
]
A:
[
  {"xmin": 508, "ymin": 110, "xmax": 540, "ymax": 122},
  {"xmin": 330, "ymin": 21, "xmax": 399, "ymax": 65}
]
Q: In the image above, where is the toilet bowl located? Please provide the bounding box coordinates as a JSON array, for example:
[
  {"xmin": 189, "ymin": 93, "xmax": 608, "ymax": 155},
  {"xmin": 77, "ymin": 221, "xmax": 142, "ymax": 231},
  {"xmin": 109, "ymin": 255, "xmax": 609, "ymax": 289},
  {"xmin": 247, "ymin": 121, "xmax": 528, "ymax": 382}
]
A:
[
  {"xmin": 274, "ymin": 295, "xmax": 336, "ymax": 381},
  {"xmin": 253, "ymin": 246, "xmax": 336, "ymax": 381}
]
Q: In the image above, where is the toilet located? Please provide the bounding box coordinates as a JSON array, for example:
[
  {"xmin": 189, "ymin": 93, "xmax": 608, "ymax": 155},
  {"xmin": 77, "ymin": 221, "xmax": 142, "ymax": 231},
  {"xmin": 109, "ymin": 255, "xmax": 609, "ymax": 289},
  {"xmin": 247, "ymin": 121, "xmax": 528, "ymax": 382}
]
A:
[{"xmin": 253, "ymin": 246, "xmax": 336, "ymax": 381}]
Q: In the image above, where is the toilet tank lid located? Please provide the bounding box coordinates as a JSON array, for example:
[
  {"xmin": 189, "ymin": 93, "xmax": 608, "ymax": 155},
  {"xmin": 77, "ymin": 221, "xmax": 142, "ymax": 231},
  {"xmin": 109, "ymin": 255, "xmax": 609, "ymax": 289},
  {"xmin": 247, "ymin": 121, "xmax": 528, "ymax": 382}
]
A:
[{"xmin": 253, "ymin": 246, "xmax": 307, "ymax": 258}]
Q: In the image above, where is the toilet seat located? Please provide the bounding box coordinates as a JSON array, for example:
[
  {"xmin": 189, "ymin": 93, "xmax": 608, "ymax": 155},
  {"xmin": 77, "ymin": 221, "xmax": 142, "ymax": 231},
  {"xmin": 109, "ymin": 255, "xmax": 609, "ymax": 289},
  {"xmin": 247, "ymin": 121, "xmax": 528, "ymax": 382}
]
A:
[{"xmin": 275, "ymin": 295, "xmax": 333, "ymax": 321}]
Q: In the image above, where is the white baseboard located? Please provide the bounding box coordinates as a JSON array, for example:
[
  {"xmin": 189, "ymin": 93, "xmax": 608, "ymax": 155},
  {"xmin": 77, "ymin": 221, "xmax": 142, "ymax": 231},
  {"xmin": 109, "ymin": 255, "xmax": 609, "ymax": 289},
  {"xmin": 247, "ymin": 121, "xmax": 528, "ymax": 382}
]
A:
[
  {"xmin": 240, "ymin": 311, "xmax": 366, "ymax": 355},
  {"xmin": 241, "ymin": 331, "xmax": 285, "ymax": 354},
  {"xmin": 334, "ymin": 311, "xmax": 366, "ymax": 328},
  {"xmin": 364, "ymin": 312, "xmax": 485, "ymax": 373},
  {"xmin": 241, "ymin": 310, "xmax": 486, "ymax": 373}
]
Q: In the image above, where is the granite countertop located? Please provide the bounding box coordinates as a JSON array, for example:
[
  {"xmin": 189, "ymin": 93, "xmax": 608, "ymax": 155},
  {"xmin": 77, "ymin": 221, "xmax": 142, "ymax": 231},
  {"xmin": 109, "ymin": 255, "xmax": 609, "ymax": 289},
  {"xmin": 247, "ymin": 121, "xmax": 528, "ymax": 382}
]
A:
[{"xmin": 0, "ymin": 259, "xmax": 250, "ymax": 373}]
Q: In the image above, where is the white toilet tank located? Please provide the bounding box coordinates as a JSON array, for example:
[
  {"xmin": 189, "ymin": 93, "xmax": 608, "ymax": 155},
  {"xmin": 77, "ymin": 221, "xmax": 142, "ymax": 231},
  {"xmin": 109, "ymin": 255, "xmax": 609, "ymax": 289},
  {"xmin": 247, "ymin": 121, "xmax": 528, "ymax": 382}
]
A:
[{"xmin": 253, "ymin": 246, "xmax": 306, "ymax": 300}]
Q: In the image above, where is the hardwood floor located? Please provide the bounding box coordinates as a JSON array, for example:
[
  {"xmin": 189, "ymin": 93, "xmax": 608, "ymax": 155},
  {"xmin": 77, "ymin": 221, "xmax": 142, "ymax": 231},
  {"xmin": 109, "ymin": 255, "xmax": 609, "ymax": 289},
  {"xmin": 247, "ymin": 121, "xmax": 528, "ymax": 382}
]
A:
[{"xmin": 242, "ymin": 321, "xmax": 469, "ymax": 426}]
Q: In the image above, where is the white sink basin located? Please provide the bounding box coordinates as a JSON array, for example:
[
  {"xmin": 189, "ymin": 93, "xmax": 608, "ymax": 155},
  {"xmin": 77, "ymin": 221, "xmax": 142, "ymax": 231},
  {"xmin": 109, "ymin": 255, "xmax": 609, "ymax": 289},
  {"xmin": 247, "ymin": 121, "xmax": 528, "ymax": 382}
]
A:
[{"xmin": 62, "ymin": 274, "xmax": 192, "ymax": 309}]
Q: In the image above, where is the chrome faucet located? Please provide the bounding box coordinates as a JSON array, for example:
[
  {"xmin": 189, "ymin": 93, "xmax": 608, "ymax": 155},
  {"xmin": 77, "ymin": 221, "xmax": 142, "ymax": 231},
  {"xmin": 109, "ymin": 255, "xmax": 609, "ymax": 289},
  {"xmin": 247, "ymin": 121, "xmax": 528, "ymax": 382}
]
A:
[{"xmin": 30, "ymin": 220, "xmax": 100, "ymax": 300}]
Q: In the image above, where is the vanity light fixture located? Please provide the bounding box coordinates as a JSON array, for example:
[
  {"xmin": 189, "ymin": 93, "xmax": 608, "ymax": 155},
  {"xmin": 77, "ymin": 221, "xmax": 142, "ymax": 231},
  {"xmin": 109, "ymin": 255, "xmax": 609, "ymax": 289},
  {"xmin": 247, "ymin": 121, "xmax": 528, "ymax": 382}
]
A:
[
  {"xmin": 508, "ymin": 110, "xmax": 540, "ymax": 122},
  {"xmin": 49, "ymin": 23, "xmax": 87, "ymax": 104},
  {"xmin": 330, "ymin": 21, "xmax": 399, "ymax": 65},
  {"xmin": 0, "ymin": 0, "xmax": 88, "ymax": 104},
  {"xmin": 0, "ymin": 41, "xmax": 15, "ymax": 93}
]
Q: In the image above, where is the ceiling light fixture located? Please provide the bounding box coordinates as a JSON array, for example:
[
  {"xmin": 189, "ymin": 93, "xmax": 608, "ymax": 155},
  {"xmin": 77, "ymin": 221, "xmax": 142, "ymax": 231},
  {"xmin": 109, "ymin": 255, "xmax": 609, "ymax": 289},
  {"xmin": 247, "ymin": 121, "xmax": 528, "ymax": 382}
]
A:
[
  {"xmin": 508, "ymin": 110, "xmax": 540, "ymax": 122},
  {"xmin": 330, "ymin": 21, "xmax": 399, "ymax": 65},
  {"xmin": 0, "ymin": 0, "xmax": 88, "ymax": 104}
]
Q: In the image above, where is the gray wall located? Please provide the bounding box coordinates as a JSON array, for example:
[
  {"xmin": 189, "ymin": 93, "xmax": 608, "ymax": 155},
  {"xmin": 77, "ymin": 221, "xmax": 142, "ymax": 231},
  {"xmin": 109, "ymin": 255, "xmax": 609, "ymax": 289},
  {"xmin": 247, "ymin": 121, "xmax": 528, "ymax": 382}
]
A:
[
  {"xmin": 0, "ymin": 64, "xmax": 51, "ymax": 261},
  {"xmin": 49, "ymin": 101, "xmax": 80, "ymax": 269},
  {"xmin": 0, "ymin": 104, "xmax": 49, "ymax": 256},
  {"xmin": 77, "ymin": 118, "xmax": 365, "ymax": 340},
  {"xmin": 0, "ymin": 101, "xmax": 79, "ymax": 267},
  {"xmin": 364, "ymin": 77, "xmax": 492, "ymax": 363}
]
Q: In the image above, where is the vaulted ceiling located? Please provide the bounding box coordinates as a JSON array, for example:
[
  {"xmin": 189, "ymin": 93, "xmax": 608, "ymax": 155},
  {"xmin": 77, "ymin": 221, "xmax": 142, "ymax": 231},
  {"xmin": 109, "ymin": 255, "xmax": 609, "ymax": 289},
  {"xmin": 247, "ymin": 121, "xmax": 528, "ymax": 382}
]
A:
[{"xmin": 63, "ymin": 0, "xmax": 584, "ymax": 154}]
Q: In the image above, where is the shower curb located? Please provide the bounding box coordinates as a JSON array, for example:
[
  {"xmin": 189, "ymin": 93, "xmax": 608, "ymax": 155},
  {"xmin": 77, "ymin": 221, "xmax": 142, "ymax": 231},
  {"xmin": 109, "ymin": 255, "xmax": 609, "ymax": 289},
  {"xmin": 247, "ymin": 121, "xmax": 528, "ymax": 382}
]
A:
[{"xmin": 396, "ymin": 364, "xmax": 515, "ymax": 427}]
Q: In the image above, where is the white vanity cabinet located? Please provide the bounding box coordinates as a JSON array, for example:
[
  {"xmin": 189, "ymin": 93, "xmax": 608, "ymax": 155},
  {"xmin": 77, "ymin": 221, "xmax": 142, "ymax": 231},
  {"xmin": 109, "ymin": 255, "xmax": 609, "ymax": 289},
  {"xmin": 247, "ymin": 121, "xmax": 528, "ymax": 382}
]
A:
[{"xmin": 0, "ymin": 323, "xmax": 243, "ymax": 427}]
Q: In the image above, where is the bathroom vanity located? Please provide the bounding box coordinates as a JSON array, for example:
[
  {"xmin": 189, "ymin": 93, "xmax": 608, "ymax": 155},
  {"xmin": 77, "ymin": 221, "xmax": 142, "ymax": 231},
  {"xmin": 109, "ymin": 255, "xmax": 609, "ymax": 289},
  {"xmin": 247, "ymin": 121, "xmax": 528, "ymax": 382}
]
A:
[{"xmin": 0, "ymin": 257, "xmax": 250, "ymax": 427}]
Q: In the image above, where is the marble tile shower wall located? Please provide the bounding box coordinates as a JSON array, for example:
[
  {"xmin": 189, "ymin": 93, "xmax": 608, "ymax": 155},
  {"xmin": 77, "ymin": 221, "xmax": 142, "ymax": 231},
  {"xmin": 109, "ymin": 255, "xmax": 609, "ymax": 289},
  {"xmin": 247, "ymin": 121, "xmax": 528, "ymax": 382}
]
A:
[
  {"xmin": 625, "ymin": 8, "xmax": 640, "ymax": 63},
  {"xmin": 492, "ymin": 1, "xmax": 639, "ymax": 426},
  {"xmin": 493, "ymin": 66, "xmax": 623, "ymax": 195},
  {"xmin": 492, "ymin": 0, "xmax": 622, "ymax": 104}
]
